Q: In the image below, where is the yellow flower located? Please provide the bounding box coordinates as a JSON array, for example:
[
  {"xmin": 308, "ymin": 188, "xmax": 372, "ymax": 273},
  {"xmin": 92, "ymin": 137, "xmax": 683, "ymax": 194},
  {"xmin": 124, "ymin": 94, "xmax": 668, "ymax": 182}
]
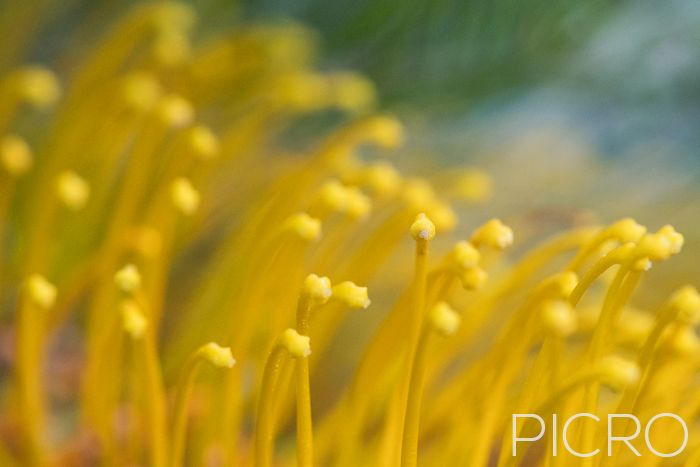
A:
[{"xmin": 1, "ymin": 3, "xmax": 698, "ymax": 467}]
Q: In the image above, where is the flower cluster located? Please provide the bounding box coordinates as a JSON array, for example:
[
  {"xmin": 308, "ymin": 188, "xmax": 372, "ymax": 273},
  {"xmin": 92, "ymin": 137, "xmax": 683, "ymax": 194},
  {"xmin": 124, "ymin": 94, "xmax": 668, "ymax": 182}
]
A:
[{"xmin": 0, "ymin": 3, "xmax": 698, "ymax": 467}]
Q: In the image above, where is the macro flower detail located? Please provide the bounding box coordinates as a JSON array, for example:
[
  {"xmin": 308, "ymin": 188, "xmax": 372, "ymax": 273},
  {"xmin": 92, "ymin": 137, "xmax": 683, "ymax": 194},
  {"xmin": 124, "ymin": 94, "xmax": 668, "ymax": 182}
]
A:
[{"xmin": 0, "ymin": 2, "xmax": 698, "ymax": 467}]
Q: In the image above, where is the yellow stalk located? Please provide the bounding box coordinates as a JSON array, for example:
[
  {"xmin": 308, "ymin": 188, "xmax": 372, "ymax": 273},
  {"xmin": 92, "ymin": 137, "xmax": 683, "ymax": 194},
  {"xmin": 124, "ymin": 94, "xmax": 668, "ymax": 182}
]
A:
[
  {"xmin": 0, "ymin": 66, "xmax": 59, "ymax": 131},
  {"xmin": 496, "ymin": 337, "xmax": 555, "ymax": 467},
  {"xmin": 401, "ymin": 302, "xmax": 460, "ymax": 467},
  {"xmin": 565, "ymin": 218, "xmax": 645, "ymax": 272},
  {"xmin": 71, "ymin": 3, "xmax": 194, "ymax": 93},
  {"xmin": 254, "ymin": 329, "xmax": 310, "ymax": 467},
  {"xmin": 429, "ymin": 227, "xmax": 594, "ymax": 391},
  {"xmin": 121, "ymin": 295, "xmax": 167, "ymax": 467},
  {"xmin": 498, "ymin": 299, "xmax": 575, "ymax": 467},
  {"xmin": 295, "ymin": 289, "xmax": 314, "ymax": 467},
  {"xmin": 171, "ymin": 343, "xmax": 235, "ymax": 467},
  {"xmin": 82, "ymin": 98, "xmax": 193, "ymax": 438},
  {"xmin": 400, "ymin": 326, "xmax": 429, "ymax": 467},
  {"xmin": 568, "ymin": 243, "xmax": 636, "ymax": 305},
  {"xmin": 141, "ymin": 333, "xmax": 168, "ymax": 467},
  {"xmin": 383, "ymin": 213, "xmax": 434, "ymax": 464},
  {"xmin": 605, "ymin": 287, "xmax": 700, "ymax": 463},
  {"xmin": 293, "ymin": 274, "xmax": 332, "ymax": 467},
  {"xmin": 578, "ymin": 269, "xmax": 640, "ymax": 464},
  {"xmin": 575, "ymin": 227, "xmax": 686, "ymax": 462},
  {"xmin": 498, "ymin": 369, "xmax": 597, "ymax": 465},
  {"xmin": 212, "ymin": 236, "xmax": 319, "ymax": 462},
  {"xmin": 15, "ymin": 275, "xmax": 55, "ymax": 467},
  {"xmin": 446, "ymin": 273, "xmax": 575, "ymax": 466},
  {"xmin": 296, "ymin": 356, "xmax": 314, "ymax": 467},
  {"xmin": 508, "ymin": 355, "xmax": 639, "ymax": 464},
  {"xmin": 167, "ymin": 208, "xmax": 316, "ymax": 372},
  {"xmin": 22, "ymin": 197, "xmax": 59, "ymax": 278}
]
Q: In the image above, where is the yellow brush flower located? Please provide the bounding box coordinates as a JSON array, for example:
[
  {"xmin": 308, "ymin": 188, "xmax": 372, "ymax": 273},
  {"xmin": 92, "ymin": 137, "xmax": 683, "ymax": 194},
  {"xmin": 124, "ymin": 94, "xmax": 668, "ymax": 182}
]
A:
[{"xmin": 0, "ymin": 3, "xmax": 698, "ymax": 467}]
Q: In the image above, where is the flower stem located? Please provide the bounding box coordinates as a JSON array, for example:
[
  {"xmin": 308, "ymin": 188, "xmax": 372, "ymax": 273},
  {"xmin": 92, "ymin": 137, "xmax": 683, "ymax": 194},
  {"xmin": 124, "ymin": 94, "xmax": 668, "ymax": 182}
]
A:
[
  {"xmin": 254, "ymin": 345, "xmax": 287, "ymax": 467},
  {"xmin": 170, "ymin": 352, "xmax": 202, "ymax": 467},
  {"xmin": 400, "ymin": 325, "xmax": 431, "ymax": 467},
  {"xmin": 296, "ymin": 357, "xmax": 314, "ymax": 467},
  {"xmin": 15, "ymin": 294, "xmax": 46, "ymax": 467}
]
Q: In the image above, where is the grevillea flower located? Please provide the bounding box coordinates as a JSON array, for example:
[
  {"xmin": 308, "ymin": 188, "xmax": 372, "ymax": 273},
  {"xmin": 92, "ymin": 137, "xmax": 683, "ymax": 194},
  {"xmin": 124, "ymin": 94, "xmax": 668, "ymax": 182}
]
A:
[{"xmin": 0, "ymin": 3, "xmax": 699, "ymax": 467}]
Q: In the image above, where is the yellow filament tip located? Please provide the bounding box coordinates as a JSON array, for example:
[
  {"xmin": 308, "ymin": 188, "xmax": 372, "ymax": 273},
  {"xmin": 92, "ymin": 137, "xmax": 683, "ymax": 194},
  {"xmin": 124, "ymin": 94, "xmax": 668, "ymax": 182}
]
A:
[
  {"xmin": 284, "ymin": 212, "xmax": 322, "ymax": 241},
  {"xmin": 365, "ymin": 115, "xmax": 404, "ymax": 149},
  {"xmin": 635, "ymin": 227, "xmax": 682, "ymax": 262},
  {"xmin": 345, "ymin": 187, "xmax": 372, "ymax": 220},
  {"xmin": 156, "ymin": 94, "xmax": 194, "ymax": 127},
  {"xmin": 1, "ymin": 135, "xmax": 32, "ymax": 176},
  {"xmin": 541, "ymin": 300, "xmax": 577, "ymax": 336},
  {"xmin": 186, "ymin": 124, "xmax": 219, "ymax": 160},
  {"xmin": 429, "ymin": 302, "xmax": 460, "ymax": 337},
  {"xmin": 25, "ymin": 274, "xmax": 57, "ymax": 310},
  {"xmin": 332, "ymin": 281, "xmax": 370, "ymax": 309},
  {"xmin": 121, "ymin": 300, "xmax": 148, "ymax": 339},
  {"xmin": 540, "ymin": 271, "xmax": 579, "ymax": 299},
  {"xmin": 459, "ymin": 266, "xmax": 488, "ymax": 291},
  {"xmin": 316, "ymin": 179, "xmax": 350, "ymax": 213},
  {"xmin": 171, "ymin": 177, "xmax": 200, "ymax": 215},
  {"xmin": 14, "ymin": 66, "xmax": 61, "ymax": 108},
  {"xmin": 114, "ymin": 264, "xmax": 141, "ymax": 294},
  {"xmin": 606, "ymin": 218, "xmax": 647, "ymax": 243},
  {"xmin": 200, "ymin": 342, "xmax": 236, "ymax": 368},
  {"xmin": 668, "ymin": 325, "xmax": 700, "ymax": 356},
  {"xmin": 632, "ymin": 257, "xmax": 653, "ymax": 271},
  {"xmin": 281, "ymin": 328, "xmax": 311, "ymax": 358},
  {"xmin": 470, "ymin": 218, "xmax": 513, "ymax": 250},
  {"xmin": 597, "ymin": 355, "xmax": 640, "ymax": 391},
  {"xmin": 56, "ymin": 170, "xmax": 90, "ymax": 210},
  {"xmin": 670, "ymin": 286, "xmax": 700, "ymax": 325},
  {"xmin": 410, "ymin": 213, "xmax": 436, "ymax": 241},
  {"xmin": 658, "ymin": 224, "xmax": 684, "ymax": 254},
  {"xmin": 303, "ymin": 274, "xmax": 332, "ymax": 305},
  {"xmin": 450, "ymin": 241, "xmax": 480, "ymax": 270},
  {"xmin": 121, "ymin": 72, "xmax": 162, "ymax": 111}
]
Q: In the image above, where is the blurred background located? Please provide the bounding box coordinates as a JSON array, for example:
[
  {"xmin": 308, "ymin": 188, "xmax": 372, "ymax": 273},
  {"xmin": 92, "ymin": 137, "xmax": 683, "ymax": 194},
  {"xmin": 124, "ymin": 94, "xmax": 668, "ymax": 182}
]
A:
[
  {"xmin": 250, "ymin": 0, "xmax": 700, "ymax": 289},
  {"xmin": 3, "ymin": 0, "xmax": 699, "ymax": 285},
  {"xmin": 0, "ymin": 0, "xmax": 700, "ymax": 292},
  {"xmin": 277, "ymin": 0, "xmax": 690, "ymax": 293}
]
